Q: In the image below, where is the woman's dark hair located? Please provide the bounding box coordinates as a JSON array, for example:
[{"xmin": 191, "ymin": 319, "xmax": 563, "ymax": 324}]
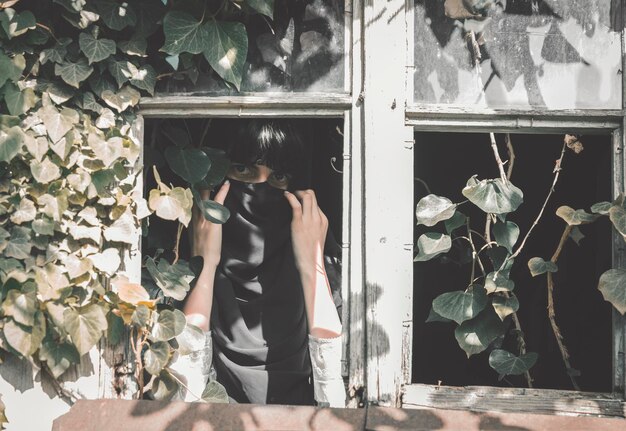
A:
[{"xmin": 225, "ymin": 119, "xmax": 310, "ymax": 188}]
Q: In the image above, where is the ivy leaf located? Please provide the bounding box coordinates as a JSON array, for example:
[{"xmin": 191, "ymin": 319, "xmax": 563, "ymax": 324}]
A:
[
  {"xmin": 145, "ymin": 257, "xmax": 194, "ymax": 301},
  {"xmin": 103, "ymin": 211, "xmax": 138, "ymax": 244},
  {"xmin": 40, "ymin": 105, "xmax": 79, "ymax": 143},
  {"xmin": 88, "ymin": 248, "xmax": 121, "ymax": 275},
  {"xmin": 93, "ymin": 0, "xmax": 136, "ymax": 31},
  {"xmin": 31, "ymin": 157, "xmax": 62, "ymax": 184},
  {"xmin": 165, "ymin": 146, "xmax": 211, "ymax": 184},
  {"xmin": 152, "ymin": 371, "xmax": 180, "ymax": 401},
  {"xmin": 425, "ymin": 306, "xmax": 451, "ymax": 323},
  {"xmin": 0, "ymin": 8, "xmax": 36, "ymax": 39},
  {"xmin": 454, "ymin": 307, "xmax": 506, "ymax": 357},
  {"xmin": 569, "ymin": 226, "xmax": 585, "ymax": 245},
  {"xmin": 55, "ymin": 59, "xmax": 94, "ymax": 88},
  {"xmin": 131, "ymin": 304, "xmax": 151, "ymax": 327},
  {"xmin": 201, "ymin": 380, "xmax": 229, "ymax": 403},
  {"xmin": 39, "ymin": 338, "xmax": 80, "ymax": 379},
  {"xmin": 415, "ymin": 194, "xmax": 456, "ymax": 227},
  {"xmin": 527, "ymin": 257, "xmax": 558, "ymax": 277},
  {"xmin": 64, "ymin": 303, "xmax": 108, "ymax": 355},
  {"xmin": 598, "ymin": 269, "xmax": 626, "ymax": 314},
  {"xmin": 78, "ymin": 32, "xmax": 116, "ymax": 64},
  {"xmin": 101, "ymin": 86, "xmax": 140, "ymax": 112},
  {"xmin": 4, "ymin": 84, "xmax": 36, "ymax": 116},
  {"xmin": 197, "ymin": 147, "xmax": 230, "ymax": 188},
  {"xmin": 246, "ymin": 0, "xmax": 274, "ymax": 18},
  {"xmin": 195, "ymin": 196, "xmax": 230, "ymax": 224},
  {"xmin": 151, "ymin": 309, "xmax": 186, "ymax": 341},
  {"xmin": 4, "ymin": 226, "xmax": 32, "ymax": 259},
  {"xmin": 32, "ymin": 218, "xmax": 55, "ymax": 236},
  {"xmin": 40, "ymin": 41, "xmax": 69, "ymax": 65},
  {"xmin": 88, "ymin": 134, "xmax": 123, "ymax": 167},
  {"xmin": 129, "ymin": 64, "xmax": 156, "ymax": 96},
  {"xmin": 492, "ymin": 294, "xmax": 519, "ymax": 321},
  {"xmin": 591, "ymin": 201, "xmax": 611, "ymax": 215},
  {"xmin": 161, "ymin": 11, "xmax": 209, "ymax": 55},
  {"xmin": 10, "ymin": 198, "xmax": 36, "ymax": 225},
  {"xmin": 492, "ymin": 221, "xmax": 520, "ymax": 253},
  {"xmin": 0, "ymin": 51, "xmax": 24, "ymax": 86},
  {"xmin": 144, "ymin": 341, "xmax": 170, "ymax": 375},
  {"xmin": 556, "ymin": 206, "xmax": 599, "ymax": 226},
  {"xmin": 484, "ymin": 271, "xmax": 515, "ymax": 293},
  {"xmin": 432, "ymin": 285, "xmax": 487, "ymax": 324},
  {"xmin": 3, "ymin": 311, "xmax": 45, "ymax": 357},
  {"xmin": 444, "ymin": 211, "xmax": 467, "ymax": 234},
  {"xmin": 0, "ymin": 125, "xmax": 24, "ymax": 162},
  {"xmin": 203, "ymin": 20, "xmax": 248, "ymax": 90},
  {"xmin": 489, "ymin": 349, "xmax": 538, "ymax": 377},
  {"xmin": 118, "ymin": 38, "xmax": 147, "ymax": 57},
  {"xmin": 53, "ymin": 0, "xmax": 86, "ymax": 13},
  {"xmin": 107, "ymin": 59, "xmax": 133, "ymax": 87},
  {"xmin": 414, "ymin": 232, "xmax": 451, "ymax": 262},
  {"xmin": 1, "ymin": 286, "xmax": 37, "ymax": 326},
  {"xmin": 148, "ymin": 187, "xmax": 193, "ymax": 226},
  {"xmin": 81, "ymin": 92, "xmax": 104, "ymax": 114},
  {"xmin": 46, "ymin": 82, "xmax": 75, "ymax": 105},
  {"xmin": 609, "ymin": 205, "xmax": 626, "ymax": 240},
  {"xmin": 462, "ymin": 176, "xmax": 523, "ymax": 215}
]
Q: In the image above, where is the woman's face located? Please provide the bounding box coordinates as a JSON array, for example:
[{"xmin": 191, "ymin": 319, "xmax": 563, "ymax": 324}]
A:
[{"xmin": 227, "ymin": 161, "xmax": 291, "ymax": 190}]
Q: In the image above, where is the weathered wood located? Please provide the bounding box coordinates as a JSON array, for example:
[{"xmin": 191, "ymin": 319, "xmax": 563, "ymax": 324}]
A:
[
  {"xmin": 402, "ymin": 384, "xmax": 626, "ymax": 418},
  {"xmin": 139, "ymin": 93, "xmax": 352, "ymax": 118},
  {"xmin": 614, "ymin": 124, "xmax": 626, "ymax": 399},
  {"xmin": 346, "ymin": 0, "xmax": 366, "ymax": 409},
  {"xmin": 363, "ymin": 0, "xmax": 414, "ymax": 407}
]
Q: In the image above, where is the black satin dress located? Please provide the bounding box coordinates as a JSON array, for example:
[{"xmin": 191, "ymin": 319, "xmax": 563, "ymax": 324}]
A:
[{"xmin": 210, "ymin": 179, "xmax": 341, "ymax": 405}]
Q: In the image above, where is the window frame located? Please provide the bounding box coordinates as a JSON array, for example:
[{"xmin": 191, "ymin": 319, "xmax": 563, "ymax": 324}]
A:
[{"xmin": 398, "ymin": 0, "xmax": 626, "ymax": 416}]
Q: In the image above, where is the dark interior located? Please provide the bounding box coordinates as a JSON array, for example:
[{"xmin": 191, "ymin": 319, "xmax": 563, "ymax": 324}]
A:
[{"xmin": 412, "ymin": 132, "xmax": 613, "ymax": 392}]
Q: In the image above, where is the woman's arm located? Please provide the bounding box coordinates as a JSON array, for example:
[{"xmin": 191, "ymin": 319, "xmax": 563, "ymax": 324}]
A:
[
  {"xmin": 284, "ymin": 189, "xmax": 342, "ymax": 338},
  {"xmin": 183, "ymin": 181, "xmax": 230, "ymax": 331}
]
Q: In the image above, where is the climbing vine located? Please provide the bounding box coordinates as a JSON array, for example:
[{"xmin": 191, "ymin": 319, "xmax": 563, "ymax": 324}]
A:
[
  {"xmin": 0, "ymin": 0, "xmax": 273, "ymax": 421},
  {"xmin": 416, "ymin": 133, "xmax": 626, "ymax": 387}
]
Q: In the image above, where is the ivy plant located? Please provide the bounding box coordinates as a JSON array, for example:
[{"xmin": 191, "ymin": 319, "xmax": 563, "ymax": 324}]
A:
[
  {"xmin": 417, "ymin": 133, "xmax": 626, "ymax": 388},
  {"xmin": 0, "ymin": 0, "xmax": 274, "ymax": 421}
]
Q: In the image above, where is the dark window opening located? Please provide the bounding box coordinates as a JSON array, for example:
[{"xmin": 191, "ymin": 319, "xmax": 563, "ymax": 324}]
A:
[{"xmin": 412, "ymin": 131, "xmax": 613, "ymax": 392}]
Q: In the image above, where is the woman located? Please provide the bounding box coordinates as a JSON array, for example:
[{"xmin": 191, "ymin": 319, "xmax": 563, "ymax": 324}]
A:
[{"xmin": 172, "ymin": 119, "xmax": 345, "ymax": 407}]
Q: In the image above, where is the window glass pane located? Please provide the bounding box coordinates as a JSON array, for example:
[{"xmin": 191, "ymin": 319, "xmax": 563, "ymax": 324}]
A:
[
  {"xmin": 413, "ymin": 1, "xmax": 621, "ymax": 109},
  {"xmin": 155, "ymin": 0, "xmax": 346, "ymax": 94},
  {"xmin": 412, "ymin": 131, "xmax": 612, "ymax": 391}
]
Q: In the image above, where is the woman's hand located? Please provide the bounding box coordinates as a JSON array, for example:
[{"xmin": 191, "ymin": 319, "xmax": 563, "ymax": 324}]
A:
[
  {"xmin": 190, "ymin": 181, "xmax": 230, "ymax": 270},
  {"xmin": 284, "ymin": 189, "xmax": 328, "ymax": 280}
]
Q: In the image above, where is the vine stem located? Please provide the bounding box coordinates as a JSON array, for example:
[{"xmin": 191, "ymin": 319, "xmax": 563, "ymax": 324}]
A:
[
  {"xmin": 509, "ymin": 142, "xmax": 568, "ymax": 262},
  {"xmin": 172, "ymin": 222, "xmax": 184, "ymax": 265},
  {"xmin": 131, "ymin": 327, "xmax": 148, "ymax": 399},
  {"xmin": 36, "ymin": 23, "xmax": 59, "ymax": 43},
  {"xmin": 547, "ymin": 224, "xmax": 580, "ymax": 390},
  {"xmin": 486, "ymin": 134, "xmax": 533, "ymax": 387}
]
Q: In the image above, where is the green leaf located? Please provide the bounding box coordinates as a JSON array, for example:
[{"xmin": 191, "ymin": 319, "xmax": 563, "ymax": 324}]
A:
[
  {"xmin": 79, "ymin": 32, "xmax": 116, "ymax": 64},
  {"xmin": 556, "ymin": 206, "xmax": 599, "ymax": 226},
  {"xmin": 201, "ymin": 380, "xmax": 229, "ymax": 403},
  {"xmin": 39, "ymin": 338, "xmax": 80, "ymax": 379},
  {"xmin": 492, "ymin": 221, "xmax": 519, "ymax": 253},
  {"xmin": 64, "ymin": 303, "xmax": 108, "ymax": 355},
  {"xmin": 4, "ymin": 84, "xmax": 36, "ymax": 116},
  {"xmin": 4, "ymin": 226, "xmax": 31, "ymax": 259},
  {"xmin": 152, "ymin": 371, "xmax": 180, "ymax": 401},
  {"xmin": 161, "ymin": 11, "xmax": 209, "ymax": 55},
  {"xmin": 118, "ymin": 38, "xmax": 147, "ymax": 57},
  {"xmin": 32, "ymin": 218, "xmax": 55, "ymax": 236},
  {"xmin": 0, "ymin": 125, "xmax": 24, "ymax": 163},
  {"xmin": 462, "ymin": 176, "xmax": 523, "ymax": 215},
  {"xmin": 609, "ymin": 205, "xmax": 626, "ymax": 240},
  {"xmin": 0, "ymin": 8, "xmax": 36, "ymax": 39},
  {"xmin": 492, "ymin": 294, "xmax": 519, "ymax": 321},
  {"xmin": 46, "ymin": 82, "xmax": 75, "ymax": 105},
  {"xmin": 145, "ymin": 257, "xmax": 195, "ymax": 301},
  {"xmin": 93, "ymin": 0, "xmax": 137, "ymax": 31},
  {"xmin": 432, "ymin": 285, "xmax": 487, "ymax": 324},
  {"xmin": 91, "ymin": 169, "xmax": 116, "ymax": 195},
  {"xmin": 197, "ymin": 147, "xmax": 230, "ymax": 188},
  {"xmin": 246, "ymin": 0, "xmax": 274, "ymax": 18},
  {"xmin": 414, "ymin": 232, "xmax": 451, "ymax": 262},
  {"xmin": 129, "ymin": 64, "xmax": 156, "ymax": 96},
  {"xmin": 31, "ymin": 157, "xmax": 62, "ymax": 184},
  {"xmin": 53, "ymin": 0, "xmax": 86, "ymax": 13},
  {"xmin": 489, "ymin": 349, "xmax": 538, "ymax": 376},
  {"xmin": 100, "ymin": 86, "xmax": 140, "ymax": 112},
  {"xmin": 55, "ymin": 59, "xmax": 94, "ymax": 88},
  {"xmin": 444, "ymin": 211, "xmax": 467, "ymax": 234},
  {"xmin": 81, "ymin": 92, "xmax": 104, "ymax": 114},
  {"xmin": 165, "ymin": 146, "xmax": 211, "ymax": 184},
  {"xmin": 1, "ymin": 286, "xmax": 37, "ymax": 326},
  {"xmin": 569, "ymin": 226, "xmax": 585, "ymax": 245},
  {"xmin": 197, "ymin": 198, "xmax": 230, "ymax": 224},
  {"xmin": 144, "ymin": 341, "xmax": 170, "ymax": 375},
  {"xmin": 40, "ymin": 105, "xmax": 79, "ymax": 143},
  {"xmin": 454, "ymin": 307, "xmax": 505, "ymax": 357},
  {"xmin": 3, "ymin": 311, "xmax": 45, "ymax": 357},
  {"xmin": 527, "ymin": 257, "xmax": 558, "ymax": 277},
  {"xmin": 151, "ymin": 309, "xmax": 186, "ymax": 341},
  {"xmin": 598, "ymin": 269, "xmax": 626, "ymax": 314},
  {"xmin": 425, "ymin": 306, "xmax": 452, "ymax": 323},
  {"xmin": 88, "ymin": 134, "xmax": 123, "ymax": 168},
  {"xmin": 203, "ymin": 20, "xmax": 248, "ymax": 90},
  {"xmin": 131, "ymin": 304, "xmax": 151, "ymax": 327},
  {"xmin": 0, "ymin": 51, "xmax": 23, "ymax": 87},
  {"xmin": 484, "ymin": 271, "xmax": 515, "ymax": 293},
  {"xmin": 591, "ymin": 201, "xmax": 612, "ymax": 215},
  {"xmin": 415, "ymin": 194, "xmax": 456, "ymax": 227},
  {"xmin": 40, "ymin": 41, "xmax": 68, "ymax": 65}
]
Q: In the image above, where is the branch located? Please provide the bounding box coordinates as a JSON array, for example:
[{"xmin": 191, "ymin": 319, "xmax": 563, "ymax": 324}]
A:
[
  {"xmin": 172, "ymin": 222, "xmax": 184, "ymax": 265},
  {"xmin": 505, "ymin": 133, "xmax": 515, "ymax": 180},
  {"xmin": 547, "ymin": 225, "xmax": 580, "ymax": 390},
  {"xmin": 489, "ymin": 133, "xmax": 508, "ymax": 183},
  {"xmin": 509, "ymin": 142, "xmax": 567, "ymax": 262}
]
